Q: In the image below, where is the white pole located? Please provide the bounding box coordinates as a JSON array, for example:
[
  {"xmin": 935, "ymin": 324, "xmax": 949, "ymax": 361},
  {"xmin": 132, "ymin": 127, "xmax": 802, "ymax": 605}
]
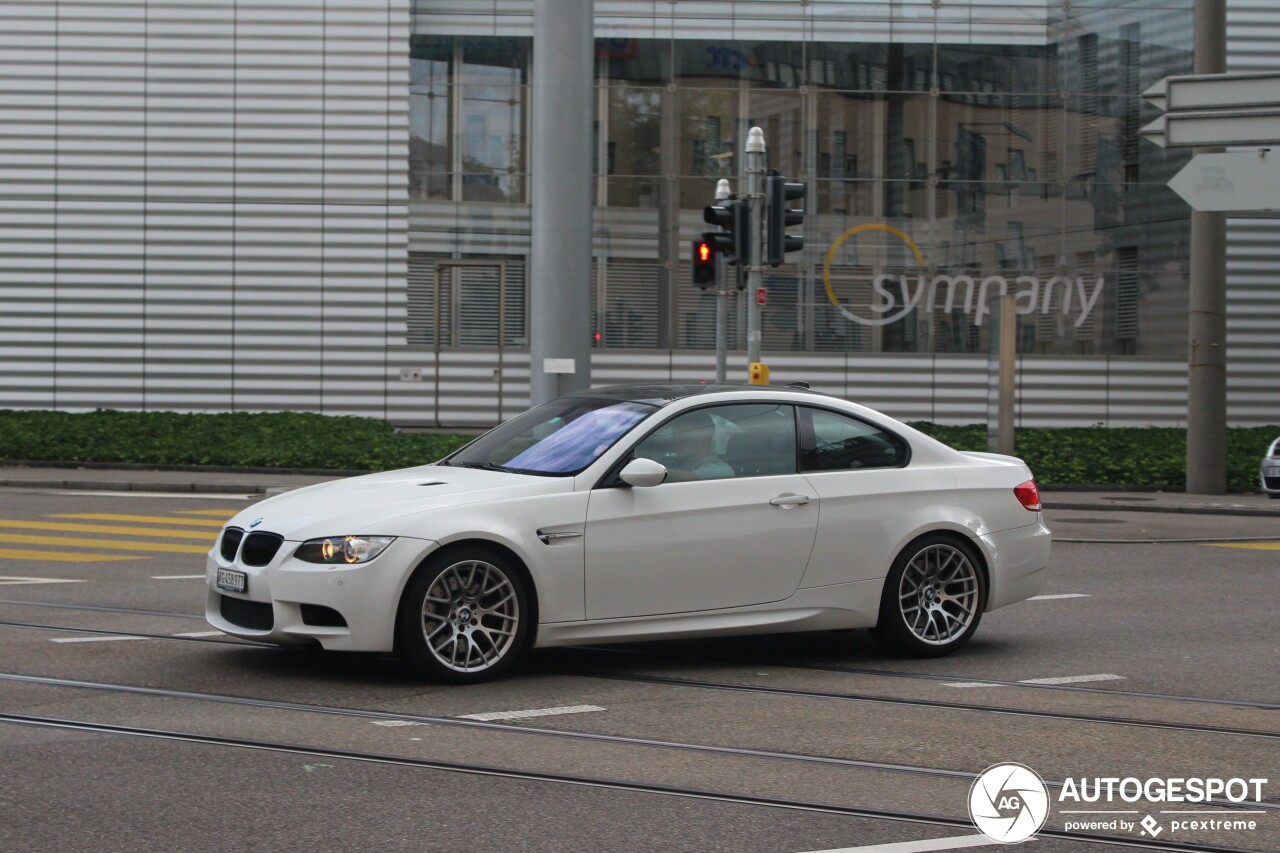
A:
[{"xmin": 745, "ymin": 127, "xmax": 766, "ymax": 369}]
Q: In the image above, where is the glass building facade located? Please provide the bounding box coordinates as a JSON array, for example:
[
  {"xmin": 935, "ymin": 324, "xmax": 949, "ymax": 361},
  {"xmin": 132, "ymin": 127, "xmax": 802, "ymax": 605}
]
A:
[{"xmin": 408, "ymin": 1, "xmax": 1195, "ymax": 360}]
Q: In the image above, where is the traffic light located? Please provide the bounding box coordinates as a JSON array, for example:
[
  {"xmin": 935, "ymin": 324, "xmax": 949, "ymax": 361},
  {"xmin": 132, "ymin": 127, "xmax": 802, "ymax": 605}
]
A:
[
  {"xmin": 766, "ymin": 172, "xmax": 805, "ymax": 267},
  {"xmin": 703, "ymin": 199, "xmax": 747, "ymax": 265},
  {"xmin": 691, "ymin": 239, "xmax": 716, "ymax": 288}
]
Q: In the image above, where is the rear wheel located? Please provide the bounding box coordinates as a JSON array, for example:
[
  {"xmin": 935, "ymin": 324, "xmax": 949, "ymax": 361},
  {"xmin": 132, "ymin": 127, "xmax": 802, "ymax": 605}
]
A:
[
  {"xmin": 870, "ymin": 533, "xmax": 986, "ymax": 657},
  {"xmin": 398, "ymin": 547, "xmax": 529, "ymax": 683}
]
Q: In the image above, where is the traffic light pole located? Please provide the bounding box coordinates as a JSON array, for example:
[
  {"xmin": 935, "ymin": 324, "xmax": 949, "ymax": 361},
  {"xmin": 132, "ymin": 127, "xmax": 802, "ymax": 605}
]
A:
[
  {"xmin": 745, "ymin": 127, "xmax": 766, "ymax": 368},
  {"xmin": 712, "ymin": 178, "xmax": 731, "ymax": 383},
  {"xmin": 715, "ymin": 254, "xmax": 728, "ymax": 383}
]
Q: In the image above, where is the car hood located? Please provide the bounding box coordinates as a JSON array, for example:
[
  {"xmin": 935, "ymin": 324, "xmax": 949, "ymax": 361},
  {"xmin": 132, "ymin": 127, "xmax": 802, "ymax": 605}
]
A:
[{"xmin": 225, "ymin": 465, "xmax": 572, "ymax": 541}]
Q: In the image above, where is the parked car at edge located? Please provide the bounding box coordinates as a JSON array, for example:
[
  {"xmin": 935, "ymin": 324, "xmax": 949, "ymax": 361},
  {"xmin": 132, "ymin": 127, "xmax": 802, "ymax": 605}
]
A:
[
  {"xmin": 1261, "ymin": 437, "xmax": 1280, "ymax": 498},
  {"xmin": 206, "ymin": 384, "xmax": 1052, "ymax": 682}
]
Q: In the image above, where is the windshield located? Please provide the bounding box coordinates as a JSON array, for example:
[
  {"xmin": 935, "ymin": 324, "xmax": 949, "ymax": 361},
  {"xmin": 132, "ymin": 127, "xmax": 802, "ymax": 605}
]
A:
[{"xmin": 444, "ymin": 397, "xmax": 656, "ymax": 476}]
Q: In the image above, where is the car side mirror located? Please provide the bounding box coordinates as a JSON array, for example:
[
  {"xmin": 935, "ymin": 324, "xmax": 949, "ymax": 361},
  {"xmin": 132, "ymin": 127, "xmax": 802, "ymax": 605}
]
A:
[{"xmin": 619, "ymin": 457, "xmax": 667, "ymax": 488}]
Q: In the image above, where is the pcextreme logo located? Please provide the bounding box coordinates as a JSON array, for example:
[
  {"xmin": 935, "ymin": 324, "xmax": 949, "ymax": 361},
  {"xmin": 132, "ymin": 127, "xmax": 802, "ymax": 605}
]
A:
[
  {"xmin": 968, "ymin": 763, "xmax": 1051, "ymax": 843},
  {"xmin": 820, "ymin": 223, "xmax": 1105, "ymax": 328}
]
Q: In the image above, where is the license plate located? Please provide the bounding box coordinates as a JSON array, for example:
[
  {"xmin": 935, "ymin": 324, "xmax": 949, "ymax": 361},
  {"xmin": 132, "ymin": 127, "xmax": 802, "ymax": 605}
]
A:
[
  {"xmin": 1268, "ymin": 467, "xmax": 1280, "ymax": 477},
  {"xmin": 216, "ymin": 568, "xmax": 246, "ymax": 593}
]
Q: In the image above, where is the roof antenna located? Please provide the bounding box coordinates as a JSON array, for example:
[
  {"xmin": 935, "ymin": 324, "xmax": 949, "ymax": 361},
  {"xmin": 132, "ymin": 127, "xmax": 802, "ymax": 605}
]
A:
[{"xmin": 786, "ymin": 381, "xmax": 810, "ymax": 390}]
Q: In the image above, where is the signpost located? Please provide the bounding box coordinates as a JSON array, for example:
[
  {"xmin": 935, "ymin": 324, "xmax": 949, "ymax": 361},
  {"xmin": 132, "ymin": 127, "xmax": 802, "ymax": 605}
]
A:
[
  {"xmin": 1142, "ymin": 71, "xmax": 1280, "ymax": 113},
  {"xmin": 1141, "ymin": 57, "xmax": 1280, "ymax": 494},
  {"xmin": 1168, "ymin": 150, "xmax": 1280, "ymax": 213},
  {"xmin": 1141, "ymin": 111, "xmax": 1280, "ymax": 149},
  {"xmin": 1141, "ymin": 72, "xmax": 1280, "ymax": 150}
]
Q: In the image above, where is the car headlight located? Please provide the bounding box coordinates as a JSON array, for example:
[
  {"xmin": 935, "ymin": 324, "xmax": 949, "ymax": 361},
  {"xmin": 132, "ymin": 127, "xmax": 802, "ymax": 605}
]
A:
[{"xmin": 294, "ymin": 536, "xmax": 395, "ymax": 565}]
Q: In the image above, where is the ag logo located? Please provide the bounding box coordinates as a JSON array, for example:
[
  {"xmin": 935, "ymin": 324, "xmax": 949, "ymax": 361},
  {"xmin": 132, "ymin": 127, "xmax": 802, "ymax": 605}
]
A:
[{"xmin": 968, "ymin": 762, "xmax": 1050, "ymax": 843}]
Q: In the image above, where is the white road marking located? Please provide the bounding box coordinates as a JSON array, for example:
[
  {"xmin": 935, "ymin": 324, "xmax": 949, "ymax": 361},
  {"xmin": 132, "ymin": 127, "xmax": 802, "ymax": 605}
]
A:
[
  {"xmin": 152, "ymin": 575, "xmax": 206, "ymax": 580},
  {"xmin": 798, "ymin": 834, "xmax": 996, "ymax": 852},
  {"xmin": 0, "ymin": 576, "xmax": 87, "ymax": 585},
  {"xmin": 1028, "ymin": 593, "xmax": 1090, "ymax": 600},
  {"xmin": 947, "ymin": 673, "xmax": 1125, "ymax": 688},
  {"xmin": 51, "ymin": 635, "xmax": 148, "ymax": 643},
  {"xmin": 1019, "ymin": 673, "xmax": 1124, "ymax": 685},
  {"xmin": 1161, "ymin": 810, "xmax": 1267, "ymax": 815},
  {"xmin": 49, "ymin": 490, "xmax": 255, "ymax": 501},
  {"xmin": 371, "ymin": 720, "xmax": 428, "ymax": 727},
  {"xmin": 174, "ymin": 631, "xmax": 223, "ymax": 638},
  {"xmin": 457, "ymin": 704, "xmax": 606, "ymax": 722}
]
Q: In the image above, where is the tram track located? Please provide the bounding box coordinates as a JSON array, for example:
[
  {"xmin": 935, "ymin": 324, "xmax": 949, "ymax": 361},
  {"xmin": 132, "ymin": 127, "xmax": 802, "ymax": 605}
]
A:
[
  {"xmin": 0, "ymin": 612, "xmax": 1277, "ymax": 742},
  {"xmin": 2, "ymin": 598, "xmax": 1274, "ymax": 711},
  {"xmin": 576, "ymin": 670, "xmax": 1280, "ymax": 741},
  {"xmin": 0, "ymin": 670, "xmax": 1275, "ymax": 816},
  {"xmin": 569, "ymin": 645, "xmax": 1280, "ymax": 711},
  {"xmin": 0, "ymin": 709, "xmax": 1267, "ymax": 853}
]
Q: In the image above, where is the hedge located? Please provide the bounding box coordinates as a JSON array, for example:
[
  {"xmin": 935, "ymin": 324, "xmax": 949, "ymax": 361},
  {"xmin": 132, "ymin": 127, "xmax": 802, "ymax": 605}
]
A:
[
  {"xmin": 0, "ymin": 409, "xmax": 1275, "ymax": 489},
  {"xmin": 0, "ymin": 410, "xmax": 468, "ymax": 472},
  {"xmin": 908, "ymin": 423, "xmax": 1277, "ymax": 490}
]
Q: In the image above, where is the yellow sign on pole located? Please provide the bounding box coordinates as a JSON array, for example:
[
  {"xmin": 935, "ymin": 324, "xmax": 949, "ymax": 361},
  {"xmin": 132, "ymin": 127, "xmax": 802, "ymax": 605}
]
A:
[{"xmin": 749, "ymin": 362, "xmax": 770, "ymax": 385}]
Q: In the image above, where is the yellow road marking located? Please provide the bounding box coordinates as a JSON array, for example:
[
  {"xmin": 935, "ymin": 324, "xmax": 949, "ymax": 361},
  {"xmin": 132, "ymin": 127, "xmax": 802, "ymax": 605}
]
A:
[
  {"xmin": 175, "ymin": 510, "xmax": 241, "ymax": 518},
  {"xmin": 0, "ymin": 548, "xmax": 138, "ymax": 562},
  {"xmin": 0, "ymin": 533, "xmax": 210, "ymax": 555},
  {"xmin": 0, "ymin": 520, "xmax": 215, "ymax": 541},
  {"xmin": 1205, "ymin": 541, "xmax": 1280, "ymax": 551},
  {"xmin": 50, "ymin": 513, "xmax": 227, "ymax": 528}
]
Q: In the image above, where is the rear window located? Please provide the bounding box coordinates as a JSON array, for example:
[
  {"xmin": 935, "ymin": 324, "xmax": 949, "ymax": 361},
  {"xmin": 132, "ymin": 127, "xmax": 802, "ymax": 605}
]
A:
[{"xmin": 799, "ymin": 408, "xmax": 909, "ymax": 471}]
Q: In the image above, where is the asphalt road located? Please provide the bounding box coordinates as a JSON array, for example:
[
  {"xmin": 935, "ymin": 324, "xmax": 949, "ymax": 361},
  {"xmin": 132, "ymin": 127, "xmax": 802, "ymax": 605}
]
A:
[{"xmin": 0, "ymin": 485, "xmax": 1275, "ymax": 853}]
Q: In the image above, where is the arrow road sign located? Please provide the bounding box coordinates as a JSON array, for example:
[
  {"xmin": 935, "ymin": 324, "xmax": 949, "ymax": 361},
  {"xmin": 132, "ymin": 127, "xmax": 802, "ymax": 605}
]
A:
[
  {"xmin": 1168, "ymin": 150, "xmax": 1280, "ymax": 212},
  {"xmin": 1141, "ymin": 72, "xmax": 1280, "ymax": 149},
  {"xmin": 1141, "ymin": 110, "xmax": 1280, "ymax": 149},
  {"xmin": 1142, "ymin": 71, "xmax": 1280, "ymax": 113}
]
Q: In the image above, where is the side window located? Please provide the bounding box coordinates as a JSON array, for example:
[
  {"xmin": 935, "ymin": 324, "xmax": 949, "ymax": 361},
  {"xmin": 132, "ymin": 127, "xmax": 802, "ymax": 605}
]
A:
[
  {"xmin": 799, "ymin": 408, "xmax": 909, "ymax": 472},
  {"xmin": 632, "ymin": 403, "xmax": 796, "ymax": 482}
]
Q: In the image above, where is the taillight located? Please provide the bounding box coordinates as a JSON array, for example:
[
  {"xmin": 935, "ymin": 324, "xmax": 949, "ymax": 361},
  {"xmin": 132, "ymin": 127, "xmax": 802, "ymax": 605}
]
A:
[{"xmin": 1014, "ymin": 480, "xmax": 1041, "ymax": 512}]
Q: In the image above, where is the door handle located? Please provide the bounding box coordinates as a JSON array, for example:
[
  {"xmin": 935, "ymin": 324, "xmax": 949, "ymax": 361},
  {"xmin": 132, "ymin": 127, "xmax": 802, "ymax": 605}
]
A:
[{"xmin": 769, "ymin": 494, "xmax": 811, "ymax": 507}]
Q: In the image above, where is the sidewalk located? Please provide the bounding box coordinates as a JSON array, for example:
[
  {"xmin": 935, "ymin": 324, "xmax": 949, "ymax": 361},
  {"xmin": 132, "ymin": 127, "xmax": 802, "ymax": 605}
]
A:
[
  {"xmin": 1039, "ymin": 489, "xmax": 1280, "ymax": 517},
  {"xmin": 2, "ymin": 463, "xmax": 1278, "ymax": 517},
  {"xmin": 0, "ymin": 464, "xmax": 334, "ymax": 496}
]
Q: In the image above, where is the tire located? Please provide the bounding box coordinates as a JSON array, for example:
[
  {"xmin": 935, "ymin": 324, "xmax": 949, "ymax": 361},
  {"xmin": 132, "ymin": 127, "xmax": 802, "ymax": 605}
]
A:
[
  {"xmin": 870, "ymin": 533, "xmax": 987, "ymax": 658},
  {"xmin": 397, "ymin": 546, "xmax": 530, "ymax": 683}
]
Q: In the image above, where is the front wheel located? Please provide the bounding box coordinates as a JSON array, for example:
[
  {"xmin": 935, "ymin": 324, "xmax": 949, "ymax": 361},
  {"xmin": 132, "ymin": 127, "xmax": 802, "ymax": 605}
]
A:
[
  {"xmin": 870, "ymin": 534, "xmax": 986, "ymax": 657},
  {"xmin": 398, "ymin": 548, "xmax": 530, "ymax": 683}
]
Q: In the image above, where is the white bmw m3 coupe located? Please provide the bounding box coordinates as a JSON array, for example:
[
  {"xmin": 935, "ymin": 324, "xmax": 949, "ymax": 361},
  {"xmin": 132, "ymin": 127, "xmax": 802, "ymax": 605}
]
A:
[{"xmin": 206, "ymin": 384, "xmax": 1051, "ymax": 682}]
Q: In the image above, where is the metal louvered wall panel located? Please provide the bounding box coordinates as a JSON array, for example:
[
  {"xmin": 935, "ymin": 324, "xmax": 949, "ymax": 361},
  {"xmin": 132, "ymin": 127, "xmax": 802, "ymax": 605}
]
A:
[
  {"xmin": 378, "ymin": 351, "xmax": 1195, "ymax": 430},
  {"xmin": 0, "ymin": 0, "xmax": 410, "ymax": 417},
  {"xmin": 1227, "ymin": 1, "xmax": 1280, "ymax": 429}
]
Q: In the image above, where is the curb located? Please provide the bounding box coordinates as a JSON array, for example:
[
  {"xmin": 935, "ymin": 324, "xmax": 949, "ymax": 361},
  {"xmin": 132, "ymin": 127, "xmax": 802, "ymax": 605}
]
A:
[
  {"xmin": 1046, "ymin": 500, "xmax": 1280, "ymax": 518},
  {"xmin": 0, "ymin": 478, "xmax": 268, "ymax": 495},
  {"xmin": 0, "ymin": 459, "xmax": 368, "ymax": 477}
]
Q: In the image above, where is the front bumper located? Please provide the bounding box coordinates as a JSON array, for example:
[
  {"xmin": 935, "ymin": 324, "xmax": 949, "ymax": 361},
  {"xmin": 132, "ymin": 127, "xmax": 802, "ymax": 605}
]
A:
[
  {"xmin": 205, "ymin": 535, "xmax": 439, "ymax": 652},
  {"xmin": 1259, "ymin": 461, "xmax": 1280, "ymax": 494}
]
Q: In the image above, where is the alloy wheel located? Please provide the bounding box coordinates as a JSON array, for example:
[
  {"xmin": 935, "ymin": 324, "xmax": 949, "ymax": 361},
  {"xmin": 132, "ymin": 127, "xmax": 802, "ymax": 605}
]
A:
[
  {"xmin": 419, "ymin": 558, "xmax": 521, "ymax": 673},
  {"xmin": 897, "ymin": 543, "xmax": 980, "ymax": 646}
]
